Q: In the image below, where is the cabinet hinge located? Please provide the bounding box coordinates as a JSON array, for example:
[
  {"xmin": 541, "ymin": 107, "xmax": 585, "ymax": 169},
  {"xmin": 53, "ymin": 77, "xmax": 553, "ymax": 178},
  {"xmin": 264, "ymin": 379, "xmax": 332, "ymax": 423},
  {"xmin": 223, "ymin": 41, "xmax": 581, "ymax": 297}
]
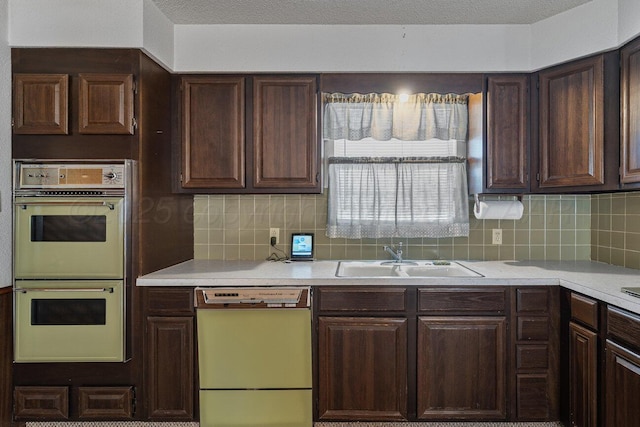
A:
[
  {"xmin": 11, "ymin": 117, "xmax": 14, "ymax": 127},
  {"xmin": 132, "ymin": 117, "xmax": 138, "ymax": 130},
  {"xmin": 131, "ymin": 388, "xmax": 137, "ymax": 416},
  {"xmin": 536, "ymin": 173, "xmax": 540, "ymax": 182},
  {"xmin": 180, "ymin": 173, "xmax": 184, "ymax": 183},
  {"xmin": 132, "ymin": 78, "xmax": 138, "ymax": 95},
  {"xmin": 316, "ymin": 172, "xmax": 320, "ymax": 183}
]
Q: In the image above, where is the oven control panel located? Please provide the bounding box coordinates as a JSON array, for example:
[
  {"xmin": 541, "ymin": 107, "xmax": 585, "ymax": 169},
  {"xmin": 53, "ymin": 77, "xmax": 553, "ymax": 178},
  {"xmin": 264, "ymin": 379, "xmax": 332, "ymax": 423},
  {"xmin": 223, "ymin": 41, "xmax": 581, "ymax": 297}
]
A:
[{"xmin": 17, "ymin": 163, "xmax": 126, "ymax": 189}]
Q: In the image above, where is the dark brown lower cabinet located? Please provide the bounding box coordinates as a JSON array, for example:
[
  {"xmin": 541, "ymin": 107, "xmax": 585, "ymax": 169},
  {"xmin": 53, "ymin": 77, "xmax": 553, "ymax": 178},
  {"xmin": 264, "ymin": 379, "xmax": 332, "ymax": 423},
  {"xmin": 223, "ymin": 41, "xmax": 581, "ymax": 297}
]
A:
[
  {"xmin": 317, "ymin": 316, "xmax": 408, "ymax": 421},
  {"xmin": 14, "ymin": 386, "xmax": 69, "ymax": 420},
  {"xmin": 78, "ymin": 387, "xmax": 134, "ymax": 419},
  {"xmin": 315, "ymin": 286, "xmax": 562, "ymax": 423},
  {"xmin": 512, "ymin": 287, "xmax": 559, "ymax": 421},
  {"xmin": 569, "ymin": 321, "xmax": 598, "ymax": 427},
  {"xmin": 417, "ymin": 316, "xmax": 507, "ymax": 420},
  {"xmin": 605, "ymin": 340, "xmax": 640, "ymax": 427},
  {"xmin": 146, "ymin": 317, "xmax": 194, "ymax": 419},
  {"xmin": 14, "ymin": 386, "xmax": 135, "ymax": 421},
  {"xmin": 144, "ymin": 287, "xmax": 196, "ymax": 420}
]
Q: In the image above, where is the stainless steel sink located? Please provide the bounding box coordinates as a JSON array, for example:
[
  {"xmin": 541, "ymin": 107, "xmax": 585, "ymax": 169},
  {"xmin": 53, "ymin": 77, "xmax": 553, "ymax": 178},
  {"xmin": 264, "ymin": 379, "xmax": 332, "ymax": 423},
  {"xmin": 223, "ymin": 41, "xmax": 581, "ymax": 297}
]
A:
[{"xmin": 335, "ymin": 261, "xmax": 483, "ymax": 278}]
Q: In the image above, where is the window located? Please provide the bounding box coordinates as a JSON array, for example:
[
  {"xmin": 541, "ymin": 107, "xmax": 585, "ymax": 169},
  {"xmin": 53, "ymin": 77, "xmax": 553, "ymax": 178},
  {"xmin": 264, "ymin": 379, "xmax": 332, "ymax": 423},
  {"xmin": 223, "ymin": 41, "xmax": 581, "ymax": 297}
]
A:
[{"xmin": 323, "ymin": 92, "xmax": 470, "ymax": 239}]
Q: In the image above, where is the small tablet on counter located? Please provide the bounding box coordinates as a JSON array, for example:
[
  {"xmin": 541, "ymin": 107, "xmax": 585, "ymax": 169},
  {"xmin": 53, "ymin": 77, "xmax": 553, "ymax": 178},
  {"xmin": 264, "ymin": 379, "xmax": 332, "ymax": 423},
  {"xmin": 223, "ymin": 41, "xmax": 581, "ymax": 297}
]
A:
[{"xmin": 290, "ymin": 233, "xmax": 314, "ymax": 261}]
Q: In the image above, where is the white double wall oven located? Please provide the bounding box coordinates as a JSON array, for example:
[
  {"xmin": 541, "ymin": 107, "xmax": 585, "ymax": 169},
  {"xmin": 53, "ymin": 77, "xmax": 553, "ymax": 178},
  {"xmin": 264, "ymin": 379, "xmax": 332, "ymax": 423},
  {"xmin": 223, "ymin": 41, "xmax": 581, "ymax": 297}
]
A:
[{"xmin": 12, "ymin": 160, "xmax": 134, "ymax": 362}]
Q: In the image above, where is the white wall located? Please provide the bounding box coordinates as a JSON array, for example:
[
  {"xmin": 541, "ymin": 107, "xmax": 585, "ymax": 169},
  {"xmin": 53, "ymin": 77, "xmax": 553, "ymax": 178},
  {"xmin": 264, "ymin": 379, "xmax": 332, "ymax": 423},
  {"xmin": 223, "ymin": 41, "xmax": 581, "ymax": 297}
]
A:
[
  {"xmin": 0, "ymin": 0, "xmax": 10, "ymax": 287},
  {"xmin": 618, "ymin": 0, "xmax": 640, "ymax": 45},
  {"xmin": 7, "ymin": 0, "xmax": 640, "ymax": 72},
  {"xmin": 143, "ymin": 0, "xmax": 174, "ymax": 69},
  {"xmin": 531, "ymin": 0, "xmax": 619, "ymax": 70},
  {"xmin": 8, "ymin": 0, "xmax": 143, "ymax": 48},
  {"xmin": 173, "ymin": 24, "xmax": 531, "ymax": 72}
]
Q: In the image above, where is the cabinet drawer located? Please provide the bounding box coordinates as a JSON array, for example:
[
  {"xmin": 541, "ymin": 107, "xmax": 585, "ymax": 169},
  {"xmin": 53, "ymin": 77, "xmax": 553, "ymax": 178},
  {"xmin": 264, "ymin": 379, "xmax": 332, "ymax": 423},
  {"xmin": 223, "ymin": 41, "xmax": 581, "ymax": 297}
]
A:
[
  {"xmin": 516, "ymin": 344, "xmax": 549, "ymax": 370},
  {"xmin": 14, "ymin": 386, "xmax": 69, "ymax": 420},
  {"xmin": 317, "ymin": 287, "xmax": 406, "ymax": 312},
  {"xmin": 78, "ymin": 387, "xmax": 134, "ymax": 419},
  {"xmin": 516, "ymin": 288, "xmax": 549, "ymax": 313},
  {"xmin": 607, "ymin": 306, "xmax": 640, "ymax": 351},
  {"xmin": 418, "ymin": 288, "xmax": 506, "ymax": 313},
  {"xmin": 570, "ymin": 293, "xmax": 599, "ymax": 330},
  {"xmin": 517, "ymin": 317, "xmax": 549, "ymax": 341},
  {"xmin": 515, "ymin": 374, "xmax": 550, "ymax": 419},
  {"xmin": 145, "ymin": 287, "xmax": 194, "ymax": 315}
]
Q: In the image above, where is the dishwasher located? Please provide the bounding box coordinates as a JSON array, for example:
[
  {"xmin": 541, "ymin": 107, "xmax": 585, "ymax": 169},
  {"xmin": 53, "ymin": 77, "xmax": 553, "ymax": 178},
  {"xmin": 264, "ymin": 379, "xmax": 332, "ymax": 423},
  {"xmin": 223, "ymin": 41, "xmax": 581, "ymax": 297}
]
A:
[{"xmin": 195, "ymin": 287, "xmax": 312, "ymax": 427}]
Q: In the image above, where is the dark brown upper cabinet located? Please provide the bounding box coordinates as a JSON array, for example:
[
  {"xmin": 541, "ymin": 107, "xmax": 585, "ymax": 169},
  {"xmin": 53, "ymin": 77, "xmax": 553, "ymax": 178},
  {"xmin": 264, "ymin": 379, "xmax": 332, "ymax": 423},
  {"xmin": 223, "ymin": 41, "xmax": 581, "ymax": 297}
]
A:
[
  {"xmin": 621, "ymin": 37, "xmax": 640, "ymax": 186},
  {"xmin": 78, "ymin": 73, "xmax": 135, "ymax": 134},
  {"xmin": 13, "ymin": 73, "xmax": 69, "ymax": 135},
  {"xmin": 485, "ymin": 75, "xmax": 529, "ymax": 192},
  {"xmin": 253, "ymin": 76, "xmax": 319, "ymax": 190},
  {"xmin": 534, "ymin": 52, "xmax": 619, "ymax": 192},
  {"xmin": 180, "ymin": 76, "xmax": 246, "ymax": 189},
  {"xmin": 539, "ymin": 56, "xmax": 603, "ymax": 187},
  {"xmin": 178, "ymin": 74, "xmax": 320, "ymax": 193}
]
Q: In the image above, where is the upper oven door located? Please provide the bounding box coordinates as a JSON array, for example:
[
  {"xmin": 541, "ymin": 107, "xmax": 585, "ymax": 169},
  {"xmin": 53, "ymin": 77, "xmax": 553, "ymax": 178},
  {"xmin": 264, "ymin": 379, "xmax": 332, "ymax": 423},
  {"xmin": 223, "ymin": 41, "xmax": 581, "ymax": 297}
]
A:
[{"xmin": 14, "ymin": 197, "xmax": 125, "ymax": 279}]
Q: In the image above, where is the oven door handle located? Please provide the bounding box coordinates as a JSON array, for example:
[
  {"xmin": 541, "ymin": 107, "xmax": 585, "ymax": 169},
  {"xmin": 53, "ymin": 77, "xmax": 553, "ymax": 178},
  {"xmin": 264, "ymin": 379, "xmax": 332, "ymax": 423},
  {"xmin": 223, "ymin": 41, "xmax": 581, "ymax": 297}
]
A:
[
  {"xmin": 14, "ymin": 287, "xmax": 115, "ymax": 294},
  {"xmin": 16, "ymin": 201, "xmax": 116, "ymax": 210}
]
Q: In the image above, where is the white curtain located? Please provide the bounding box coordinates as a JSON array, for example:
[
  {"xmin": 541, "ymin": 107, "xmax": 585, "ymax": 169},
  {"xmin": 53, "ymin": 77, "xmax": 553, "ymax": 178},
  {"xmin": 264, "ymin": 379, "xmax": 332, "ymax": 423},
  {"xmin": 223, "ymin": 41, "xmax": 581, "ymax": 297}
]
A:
[
  {"xmin": 323, "ymin": 93, "xmax": 468, "ymax": 142},
  {"xmin": 324, "ymin": 92, "xmax": 470, "ymax": 239},
  {"xmin": 327, "ymin": 157, "xmax": 469, "ymax": 239}
]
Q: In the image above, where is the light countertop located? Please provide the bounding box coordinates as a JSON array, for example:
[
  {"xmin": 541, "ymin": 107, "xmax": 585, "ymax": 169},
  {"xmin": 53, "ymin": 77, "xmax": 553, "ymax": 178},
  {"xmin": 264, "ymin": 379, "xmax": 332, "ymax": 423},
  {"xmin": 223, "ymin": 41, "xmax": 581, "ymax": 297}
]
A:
[{"xmin": 136, "ymin": 259, "xmax": 640, "ymax": 315}]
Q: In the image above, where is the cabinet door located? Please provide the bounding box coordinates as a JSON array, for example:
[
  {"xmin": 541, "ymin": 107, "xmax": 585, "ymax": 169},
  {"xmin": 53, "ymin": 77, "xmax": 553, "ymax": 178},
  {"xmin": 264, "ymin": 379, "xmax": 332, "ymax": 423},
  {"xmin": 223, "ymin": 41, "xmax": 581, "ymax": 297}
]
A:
[
  {"xmin": 569, "ymin": 322, "xmax": 598, "ymax": 427},
  {"xmin": 13, "ymin": 73, "xmax": 68, "ymax": 134},
  {"xmin": 621, "ymin": 37, "xmax": 640, "ymax": 184},
  {"xmin": 486, "ymin": 75, "xmax": 529, "ymax": 190},
  {"xmin": 181, "ymin": 76, "xmax": 245, "ymax": 189},
  {"xmin": 147, "ymin": 317, "xmax": 194, "ymax": 420},
  {"xmin": 253, "ymin": 76, "xmax": 319, "ymax": 190},
  {"xmin": 605, "ymin": 340, "xmax": 640, "ymax": 427},
  {"xmin": 78, "ymin": 73, "xmax": 134, "ymax": 134},
  {"xmin": 417, "ymin": 316, "xmax": 506, "ymax": 420},
  {"xmin": 317, "ymin": 316, "xmax": 408, "ymax": 421},
  {"xmin": 538, "ymin": 55, "xmax": 604, "ymax": 188}
]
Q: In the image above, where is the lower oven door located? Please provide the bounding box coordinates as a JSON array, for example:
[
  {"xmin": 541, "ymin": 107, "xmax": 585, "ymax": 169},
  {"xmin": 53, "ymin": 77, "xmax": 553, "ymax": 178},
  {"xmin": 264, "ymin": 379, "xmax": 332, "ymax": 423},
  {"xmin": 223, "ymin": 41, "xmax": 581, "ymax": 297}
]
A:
[{"xmin": 14, "ymin": 280, "xmax": 125, "ymax": 362}]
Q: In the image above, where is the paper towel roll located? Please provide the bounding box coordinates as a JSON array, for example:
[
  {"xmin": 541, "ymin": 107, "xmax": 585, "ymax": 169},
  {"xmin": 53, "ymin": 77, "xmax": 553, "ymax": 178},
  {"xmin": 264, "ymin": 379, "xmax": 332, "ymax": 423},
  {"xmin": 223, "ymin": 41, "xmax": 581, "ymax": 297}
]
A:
[{"xmin": 474, "ymin": 200, "xmax": 524, "ymax": 220}]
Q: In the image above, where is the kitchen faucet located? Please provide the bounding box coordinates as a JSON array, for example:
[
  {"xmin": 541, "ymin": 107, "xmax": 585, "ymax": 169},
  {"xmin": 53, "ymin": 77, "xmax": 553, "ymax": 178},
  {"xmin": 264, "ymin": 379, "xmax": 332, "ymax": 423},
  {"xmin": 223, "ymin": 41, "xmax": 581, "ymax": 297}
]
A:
[
  {"xmin": 382, "ymin": 242, "xmax": 417, "ymax": 265},
  {"xmin": 384, "ymin": 242, "xmax": 404, "ymax": 263}
]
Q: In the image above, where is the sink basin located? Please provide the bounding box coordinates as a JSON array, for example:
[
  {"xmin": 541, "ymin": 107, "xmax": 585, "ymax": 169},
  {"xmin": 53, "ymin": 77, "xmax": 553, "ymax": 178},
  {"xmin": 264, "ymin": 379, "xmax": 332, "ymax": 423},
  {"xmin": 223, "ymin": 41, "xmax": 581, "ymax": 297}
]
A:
[{"xmin": 336, "ymin": 261, "xmax": 483, "ymax": 278}]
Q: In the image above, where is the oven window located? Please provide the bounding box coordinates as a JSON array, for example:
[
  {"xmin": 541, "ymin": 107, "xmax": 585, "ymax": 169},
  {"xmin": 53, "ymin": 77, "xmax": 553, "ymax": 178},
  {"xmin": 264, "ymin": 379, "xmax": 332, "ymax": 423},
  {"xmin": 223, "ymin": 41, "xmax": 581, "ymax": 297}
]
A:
[
  {"xmin": 31, "ymin": 215, "xmax": 107, "ymax": 242},
  {"xmin": 31, "ymin": 299, "xmax": 107, "ymax": 325}
]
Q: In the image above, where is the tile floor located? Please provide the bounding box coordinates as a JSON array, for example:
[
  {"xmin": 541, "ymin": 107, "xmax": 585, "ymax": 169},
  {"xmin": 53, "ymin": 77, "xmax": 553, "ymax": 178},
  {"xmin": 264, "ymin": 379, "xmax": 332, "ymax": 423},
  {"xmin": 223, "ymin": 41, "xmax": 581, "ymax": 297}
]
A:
[{"xmin": 26, "ymin": 422, "xmax": 564, "ymax": 427}]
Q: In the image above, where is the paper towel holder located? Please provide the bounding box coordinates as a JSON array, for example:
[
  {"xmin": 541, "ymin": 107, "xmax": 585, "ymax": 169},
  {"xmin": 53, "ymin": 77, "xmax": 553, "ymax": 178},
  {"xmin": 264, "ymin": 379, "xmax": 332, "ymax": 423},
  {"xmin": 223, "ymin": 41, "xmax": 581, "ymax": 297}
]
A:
[{"xmin": 473, "ymin": 193, "xmax": 523, "ymax": 205}]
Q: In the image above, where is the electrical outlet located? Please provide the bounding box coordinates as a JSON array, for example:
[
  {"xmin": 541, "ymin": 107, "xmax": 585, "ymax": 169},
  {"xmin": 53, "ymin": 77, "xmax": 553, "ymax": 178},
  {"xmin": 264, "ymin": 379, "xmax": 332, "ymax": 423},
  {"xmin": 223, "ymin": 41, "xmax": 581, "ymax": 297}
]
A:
[
  {"xmin": 269, "ymin": 228, "xmax": 280, "ymax": 245},
  {"xmin": 492, "ymin": 228, "xmax": 503, "ymax": 245}
]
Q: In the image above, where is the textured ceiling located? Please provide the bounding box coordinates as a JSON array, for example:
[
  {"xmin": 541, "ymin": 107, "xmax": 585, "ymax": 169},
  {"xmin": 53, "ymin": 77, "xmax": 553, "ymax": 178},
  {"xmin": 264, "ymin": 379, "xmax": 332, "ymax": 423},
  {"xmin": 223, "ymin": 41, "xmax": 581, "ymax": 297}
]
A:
[{"xmin": 152, "ymin": 0, "xmax": 592, "ymax": 25}]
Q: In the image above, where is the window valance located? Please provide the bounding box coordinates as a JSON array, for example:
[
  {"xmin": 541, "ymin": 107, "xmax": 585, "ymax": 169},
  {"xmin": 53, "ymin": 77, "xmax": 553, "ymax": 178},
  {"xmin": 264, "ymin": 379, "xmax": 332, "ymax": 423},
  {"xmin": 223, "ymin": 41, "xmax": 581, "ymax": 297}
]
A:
[{"xmin": 323, "ymin": 92, "xmax": 469, "ymax": 142}]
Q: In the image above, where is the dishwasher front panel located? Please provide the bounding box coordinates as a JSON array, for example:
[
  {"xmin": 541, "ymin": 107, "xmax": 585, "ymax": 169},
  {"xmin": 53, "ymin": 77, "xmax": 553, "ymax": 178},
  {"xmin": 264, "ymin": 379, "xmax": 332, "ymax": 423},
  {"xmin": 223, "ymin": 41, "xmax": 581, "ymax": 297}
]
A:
[
  {"xmin": 197, "ymin": 308, "xmax": 312, "ymax": 389},
  {"xmin": 200, "ymin": 389, "xmax": 312, "ymax": 427}
]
